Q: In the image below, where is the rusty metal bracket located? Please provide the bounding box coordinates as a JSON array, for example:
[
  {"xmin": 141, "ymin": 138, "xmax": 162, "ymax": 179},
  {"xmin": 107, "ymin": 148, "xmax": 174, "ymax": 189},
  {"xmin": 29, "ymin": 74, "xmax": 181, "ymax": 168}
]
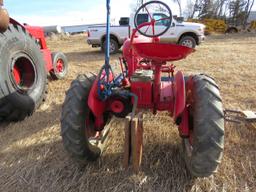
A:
[{"xmin": 224, "ymin": 109, "xmax": 256, "ymax": 124}]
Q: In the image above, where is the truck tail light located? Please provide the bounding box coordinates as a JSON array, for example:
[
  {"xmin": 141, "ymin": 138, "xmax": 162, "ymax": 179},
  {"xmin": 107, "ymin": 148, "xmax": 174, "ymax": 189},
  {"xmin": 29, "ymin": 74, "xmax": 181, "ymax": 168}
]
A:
[{"xmin": 87, "ymin": 31, "xmax": 90, "ymax": 37}]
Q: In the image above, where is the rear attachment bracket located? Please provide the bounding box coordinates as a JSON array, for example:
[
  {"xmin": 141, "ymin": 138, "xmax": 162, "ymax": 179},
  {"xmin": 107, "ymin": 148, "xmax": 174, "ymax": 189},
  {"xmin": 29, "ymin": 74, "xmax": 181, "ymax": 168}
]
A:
[{"xmin": 224, "ymin": 109, "xmax": 256, "ymax": 124}]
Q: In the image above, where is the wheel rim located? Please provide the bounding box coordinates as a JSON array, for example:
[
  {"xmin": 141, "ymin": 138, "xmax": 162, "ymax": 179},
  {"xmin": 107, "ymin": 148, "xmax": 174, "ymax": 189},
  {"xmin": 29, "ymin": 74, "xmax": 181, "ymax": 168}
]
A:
[
  {"xmin": 56, "ymin": 59, "xmax": 64, "ymax": 73},
  {"xmin": 10, "ymin": 54, "xmax": 36, "ymax": 92},
  {"xmin": 110, "ymin": 100, "xmax": 124, "ymax": 113},
  {"xmin": 181, "ymin": 39, "xmax": 193, "ymax": 48}
]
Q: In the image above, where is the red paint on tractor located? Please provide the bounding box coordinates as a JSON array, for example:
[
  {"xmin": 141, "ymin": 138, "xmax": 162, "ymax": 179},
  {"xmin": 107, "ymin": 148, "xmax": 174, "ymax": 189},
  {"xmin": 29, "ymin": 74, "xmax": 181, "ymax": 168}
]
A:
[
  {"xmin": 12, "ymin": 65, "xmax": 21, "ymax": 85},
  {"xmin": 41, "ymin": 49, "xmax": 53, "ymax": 72},
  {"xmin": 110, "ymin": 100, "xmax": 124, "ymax": 113},
  {"xmin": 12, "ymin": 57, "xmax": 35, "ymax": 89},
  {"xmin": 123, "ymin": 39, "xmax": 140, "ymax": 77},
  {"xmin": 100, "ymin": 69, "xmax": 114, "ymax": 82},
  {"xmin": 24, "ymin": 26, "xmax": 54, "ymax": 73},
  {"xmin": 157, "ymin": 81, "xmax": 173, "ymax": 111},
  {"xmin": 179, "ymin": 107, "xmax": 190, "ymax": 137},
  {"xmin": 133, "ymin": 43, "xmax": 195, "ymax": 62},
  {"xmin": 56, "ymin": 59, "xmax": 64, "ymax": 73},
  {"xmin": 131, "ymin": 81, "xmax": 153, "ymax": 108},
  {"xmin": 174, "ymin": 71, "xmax": 186, "ymax": 119},
  {"xmin": 88, "ymin": 79, "xmax": 106, "ymax": 117},
  {"xmin": 88, "ymin": 78, "xmax": 108, "ymax": 130}
]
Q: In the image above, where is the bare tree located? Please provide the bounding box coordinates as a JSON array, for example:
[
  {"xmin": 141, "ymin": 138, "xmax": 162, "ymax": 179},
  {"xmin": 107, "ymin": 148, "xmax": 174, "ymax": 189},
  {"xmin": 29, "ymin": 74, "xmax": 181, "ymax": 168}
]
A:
[
  {"xmin": 243, "ymin": 0, "xmax": 255, "ymax": 26},
  {"xmin": 130, "ymin": 0, "xmax": 145, "ymax": 12},
  {"xmin": 172, "ymin": 0, "xmax": 183, "ymax": 16}
]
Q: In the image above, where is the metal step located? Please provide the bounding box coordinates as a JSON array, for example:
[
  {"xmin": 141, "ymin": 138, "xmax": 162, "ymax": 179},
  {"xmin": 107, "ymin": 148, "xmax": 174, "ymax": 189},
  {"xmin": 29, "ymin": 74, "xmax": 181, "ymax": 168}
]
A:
[{"xmin": 242, "ymin": 111, "xmax": 256, "ymax": 121}]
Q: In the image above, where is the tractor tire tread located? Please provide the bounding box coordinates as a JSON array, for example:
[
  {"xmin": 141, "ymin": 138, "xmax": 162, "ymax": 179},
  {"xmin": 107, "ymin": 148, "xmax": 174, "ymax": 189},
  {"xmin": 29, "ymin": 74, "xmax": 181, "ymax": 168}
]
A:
[
  {"xmin": 183, "ymin": 74, "xmax": 224, "ymax": 177},
  {"xmin": 61, "ymin": 73, "xmax": 103, "ymax": 162},
  {"xmin": 0, "ymin": 24, "xmax": 48, "ymax": 122}
]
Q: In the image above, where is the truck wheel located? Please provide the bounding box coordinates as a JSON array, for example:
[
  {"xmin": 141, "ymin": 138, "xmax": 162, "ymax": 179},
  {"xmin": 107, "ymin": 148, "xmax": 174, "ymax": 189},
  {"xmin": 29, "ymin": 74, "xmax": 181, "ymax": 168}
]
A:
[
  {"xmin": 226, "ymin": 27, "xmax": 238, "ymax": 33},
  {"xmin": 50, "ymin": 52, "xmax": 68, "ymax": 80},
  {"xmin": 178, "ymin": 36, "xmax": 196, "ymax": 48},
  {"xmin": 0, "ymin": 24, "xmax": 48, "ymax": 122},
  {"xmin": 183, "ymin": 74, "xmax": 224, "ymax": 177},
  {"xmin": 102, "ymin": 39, "xmax": 119, "ymax": 54},
  {"xmin": 61, "ymin": 74, "xmax": 111, "ymax": 161}
]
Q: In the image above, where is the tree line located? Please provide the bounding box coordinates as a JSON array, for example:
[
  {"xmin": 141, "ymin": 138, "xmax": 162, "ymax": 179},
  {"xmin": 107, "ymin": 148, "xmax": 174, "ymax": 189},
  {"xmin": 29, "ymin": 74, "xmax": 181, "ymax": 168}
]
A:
[
  {"xmin": 133, "ymin": 0, "xmax": 255, "ymax": 27},
  {"xmin": 185, "ymin": 0, "xmax": 255, "ymax": 26}
]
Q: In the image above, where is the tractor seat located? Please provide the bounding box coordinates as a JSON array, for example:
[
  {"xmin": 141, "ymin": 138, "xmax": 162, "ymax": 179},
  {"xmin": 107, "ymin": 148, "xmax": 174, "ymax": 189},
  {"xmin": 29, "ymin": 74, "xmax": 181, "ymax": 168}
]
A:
[{"xmin": 133, "ymin": 42, "xmax": 195, "ymax": 62}]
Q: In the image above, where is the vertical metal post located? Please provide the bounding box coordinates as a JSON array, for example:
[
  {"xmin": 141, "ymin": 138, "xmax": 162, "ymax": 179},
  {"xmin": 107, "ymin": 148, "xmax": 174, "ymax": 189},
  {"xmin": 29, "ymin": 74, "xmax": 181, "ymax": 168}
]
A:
[{"xmin": 105, "ymin": 0, "xmax": 111, "ymax": 80}]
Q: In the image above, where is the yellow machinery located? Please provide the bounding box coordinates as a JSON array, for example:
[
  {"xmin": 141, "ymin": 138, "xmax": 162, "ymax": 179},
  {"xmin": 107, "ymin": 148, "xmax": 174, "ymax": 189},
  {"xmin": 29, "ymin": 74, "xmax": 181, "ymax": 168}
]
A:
[
  {"xmin": 250, "ymin": 20, "xmax": 256, "ymax": 30},
  {"xmin": 187, "ymin": 18, "xmax": 256, "ymax": 34},
  {"xmin": 187, "ymin": 19, "xmax": 227, "ymax": 34}
]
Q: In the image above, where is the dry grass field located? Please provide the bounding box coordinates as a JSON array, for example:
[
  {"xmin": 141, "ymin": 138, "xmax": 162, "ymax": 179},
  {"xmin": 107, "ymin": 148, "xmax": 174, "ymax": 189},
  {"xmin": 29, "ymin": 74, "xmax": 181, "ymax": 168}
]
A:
[{"xmin": 0, "ymin": 33, "xmax": 256, "ymax": 192}]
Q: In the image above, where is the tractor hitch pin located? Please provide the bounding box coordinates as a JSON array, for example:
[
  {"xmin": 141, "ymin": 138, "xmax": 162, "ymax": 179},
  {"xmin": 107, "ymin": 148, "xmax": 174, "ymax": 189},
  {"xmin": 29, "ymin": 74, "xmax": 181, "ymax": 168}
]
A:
[{"xmin": 224, "ymin": 109, "xmax": 256, "ymax": 124}]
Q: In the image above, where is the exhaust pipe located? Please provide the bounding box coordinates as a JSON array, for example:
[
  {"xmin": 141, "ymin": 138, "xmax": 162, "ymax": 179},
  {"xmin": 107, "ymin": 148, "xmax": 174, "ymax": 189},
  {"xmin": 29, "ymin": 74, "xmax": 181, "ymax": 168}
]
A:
[{"xmin": 0, "ymin": 0, "xmax": 10, "ymax": 32}]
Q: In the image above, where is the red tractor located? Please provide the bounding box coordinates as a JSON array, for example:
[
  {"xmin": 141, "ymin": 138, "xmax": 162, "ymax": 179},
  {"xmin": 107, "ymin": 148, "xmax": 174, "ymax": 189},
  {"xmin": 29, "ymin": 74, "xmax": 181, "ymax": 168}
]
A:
[
  {"xmin": 61, "ymin": 1, "xmax": 224, "ymax": 177},
  {"xmin": 0, "ymin": 3, "xmax": 68, "ymax": 122}
]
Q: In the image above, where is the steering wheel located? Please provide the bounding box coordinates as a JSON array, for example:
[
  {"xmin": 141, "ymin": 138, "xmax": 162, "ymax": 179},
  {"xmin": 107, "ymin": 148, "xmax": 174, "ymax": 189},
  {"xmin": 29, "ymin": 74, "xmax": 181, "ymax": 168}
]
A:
[{"xmin": 134, "ymin": 1, "xmax": 172, "ymax": 38}]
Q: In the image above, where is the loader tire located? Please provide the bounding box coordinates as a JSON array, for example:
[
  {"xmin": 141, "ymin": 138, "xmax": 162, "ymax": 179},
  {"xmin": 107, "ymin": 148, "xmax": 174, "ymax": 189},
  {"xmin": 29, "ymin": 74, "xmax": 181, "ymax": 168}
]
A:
[
  {"xmin": 183, "ymin": 74, "xmax": 224, "ymax": 177},
  {"xmin": 61, "ymin": 74, "xmax": 110, "ymax": 161},
  {"xmin": 0, "ymin": 24, "xmax": 48, "ymax": 122}
]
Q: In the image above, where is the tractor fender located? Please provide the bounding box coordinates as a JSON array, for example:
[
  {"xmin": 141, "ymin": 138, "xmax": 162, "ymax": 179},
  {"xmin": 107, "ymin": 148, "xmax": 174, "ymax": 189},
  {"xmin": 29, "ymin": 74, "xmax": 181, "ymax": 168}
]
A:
[
  {"xmin": 88, "ymin": 78, "xmax": 106, "ymax": 117},
  {"xmin": 173, "ymin": 71, "xmax": 186, "ymax": 120}
]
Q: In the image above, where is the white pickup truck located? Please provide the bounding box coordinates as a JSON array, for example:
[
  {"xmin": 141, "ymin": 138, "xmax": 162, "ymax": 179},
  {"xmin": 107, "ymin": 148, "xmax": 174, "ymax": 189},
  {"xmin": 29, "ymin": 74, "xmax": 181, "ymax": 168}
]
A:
[{"xmin": 87, "ymin": 13, "xmax": 205, "ymax": 54}]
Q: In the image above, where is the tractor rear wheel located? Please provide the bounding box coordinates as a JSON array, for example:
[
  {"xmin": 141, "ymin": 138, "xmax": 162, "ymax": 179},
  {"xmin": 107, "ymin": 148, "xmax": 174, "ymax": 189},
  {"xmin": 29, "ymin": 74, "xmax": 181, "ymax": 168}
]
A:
[
  {"xmin": 50, "ymin": 52, "xmax": 68, "ymax": 80},
  {"xmin": 61, "ymin": 74, "xmax": 111, "ymax": 161},
  {"xmin": 183, "ymin": 74, "xmax": 224, "ymax": 177},
  {"xmin": 0, "ymin": 24, "xmax": 48, "ymax": 122}
]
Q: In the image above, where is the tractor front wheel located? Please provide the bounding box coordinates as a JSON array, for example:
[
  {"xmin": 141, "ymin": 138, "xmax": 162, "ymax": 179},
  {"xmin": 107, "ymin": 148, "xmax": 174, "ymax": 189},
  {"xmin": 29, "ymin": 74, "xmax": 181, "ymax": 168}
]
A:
[
  {"xmin": 61, "ymin": 74, "xmax": 111, "ymax": 161},
  {"xmin": 50, "ymin": 52, "xmax": 68, "ymax": 80},
  {"xmin": 183, "ymin": 74, "xmax": 224, "ymax": 177}
]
